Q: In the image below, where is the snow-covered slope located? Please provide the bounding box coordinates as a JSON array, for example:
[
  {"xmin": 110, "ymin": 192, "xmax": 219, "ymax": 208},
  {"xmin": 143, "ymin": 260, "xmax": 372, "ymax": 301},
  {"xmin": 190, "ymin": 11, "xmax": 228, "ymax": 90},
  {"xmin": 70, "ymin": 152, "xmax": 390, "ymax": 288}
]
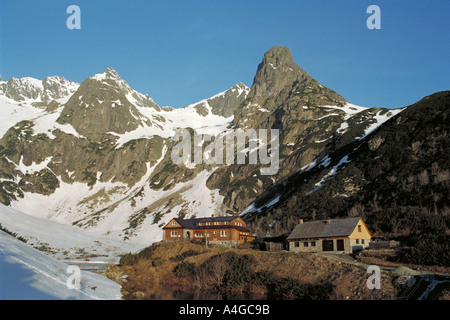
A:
[
  {"xmin": 0, "ymin": 75, "xmax": 80, "ymax": 137},
  {"xmin": 0, "ymin": 95, "xmax": 46, "ymax": 138},
  {"xmin": 0, "ymin": 70, "xmax": 244, "ymax": 258},
  {"xmin": 0, "ymin": 230, "xmax": 121, "ymax": 300},
  {"xmin": 0, "ymin": 204, "xmax": 139, "ymax": 259},
  {"xmin": 109, "ymin": 82, "xmax": 249, "ymax": 147}
]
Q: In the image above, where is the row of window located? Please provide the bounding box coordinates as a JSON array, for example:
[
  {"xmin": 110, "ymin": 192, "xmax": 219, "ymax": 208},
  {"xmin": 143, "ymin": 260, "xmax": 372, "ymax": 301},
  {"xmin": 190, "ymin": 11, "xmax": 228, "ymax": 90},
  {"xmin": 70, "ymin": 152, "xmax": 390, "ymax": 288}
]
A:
[
  {"xmin": 293, "ymin": 239, "xmax": 367, "ymax": 247},
  {"xmin": 198, "ymin": 221, "xmax": 244, "ymax": 226},
  {"xmin": 170, "ymin": 220, "xmax": 244, "ymax": 227},
  {"xmin": 170, "ymin": 230, "xmax": 229, "ymax": 237},
  {"xmin": 294, "ymin": 241, "xmax": 316, "ymax": 248}
]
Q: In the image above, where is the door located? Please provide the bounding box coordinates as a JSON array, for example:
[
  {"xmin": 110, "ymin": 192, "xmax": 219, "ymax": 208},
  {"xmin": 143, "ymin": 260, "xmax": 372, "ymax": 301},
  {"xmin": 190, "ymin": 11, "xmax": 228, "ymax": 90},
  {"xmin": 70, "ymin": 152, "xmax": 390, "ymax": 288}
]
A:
[
  {"xmin": 322, "ymin": 240, "xmax": 334, "ymax": 251},
  {"xmin": 336, "ymin": 239, "xmax": 344, "ymax": 251}
]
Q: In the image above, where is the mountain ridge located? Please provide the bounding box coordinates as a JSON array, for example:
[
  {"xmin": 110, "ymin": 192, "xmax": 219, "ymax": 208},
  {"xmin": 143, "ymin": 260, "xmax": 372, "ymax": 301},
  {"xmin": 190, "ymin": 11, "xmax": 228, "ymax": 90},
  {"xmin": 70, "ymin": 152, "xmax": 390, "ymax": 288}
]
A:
[{"xmin": 1, "ymin": 46, "xmax": 439, "ymax": 260}]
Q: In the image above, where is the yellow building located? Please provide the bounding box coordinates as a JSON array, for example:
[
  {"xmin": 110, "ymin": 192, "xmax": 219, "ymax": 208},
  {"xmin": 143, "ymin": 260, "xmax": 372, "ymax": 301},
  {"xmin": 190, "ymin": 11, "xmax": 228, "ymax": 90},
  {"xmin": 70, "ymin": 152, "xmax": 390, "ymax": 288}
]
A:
[{"xmin": 287, "ymin": 217, "xmax": 372, "ymax": 253}]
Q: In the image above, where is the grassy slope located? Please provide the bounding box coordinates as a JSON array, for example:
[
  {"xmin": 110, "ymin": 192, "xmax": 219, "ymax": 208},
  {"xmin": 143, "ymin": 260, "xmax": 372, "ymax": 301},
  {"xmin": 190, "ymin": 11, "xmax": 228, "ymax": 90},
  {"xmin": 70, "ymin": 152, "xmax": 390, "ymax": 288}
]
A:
[{"xmin": 107, "ymin": 241, "xmax": 399, "ymax": 300}]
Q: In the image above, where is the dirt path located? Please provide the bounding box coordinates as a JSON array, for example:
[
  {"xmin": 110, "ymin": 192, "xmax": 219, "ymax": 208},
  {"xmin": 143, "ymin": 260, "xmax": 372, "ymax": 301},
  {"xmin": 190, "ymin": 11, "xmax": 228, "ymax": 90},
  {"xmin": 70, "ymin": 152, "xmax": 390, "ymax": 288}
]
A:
[
  {"xmin": 315, "ymin": 252, "xmax": 450, "ymax": 300},
  {"xmin": 314, "ymin": 252, "xmax": 396, "ymax": 271}
]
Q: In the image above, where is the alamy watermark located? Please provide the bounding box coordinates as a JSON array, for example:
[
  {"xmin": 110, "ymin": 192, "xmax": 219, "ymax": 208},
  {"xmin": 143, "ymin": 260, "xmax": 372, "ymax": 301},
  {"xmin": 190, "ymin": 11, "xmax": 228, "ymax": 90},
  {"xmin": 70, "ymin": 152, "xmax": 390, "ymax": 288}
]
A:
[
  {"xmin": 171, "ymin": 128, "xmax": 279, "ymax": 175},
  {"xmin": 66, "ymin": 265, "xmax": 81, "ymax": 290},
  {"xmin": 367, "ymin": 265, "xmax": 381, "ymax": 290},
  {"xmin": 367, "ymin": 5, "xmax": 381, "ymax": 30},
  {"xmin": 66, "ymin": 5, "xmax": 380, "ymax": 31},
  {"xmin": 66, "ymin": 5, "xmax": 81, "ymax": 30}
]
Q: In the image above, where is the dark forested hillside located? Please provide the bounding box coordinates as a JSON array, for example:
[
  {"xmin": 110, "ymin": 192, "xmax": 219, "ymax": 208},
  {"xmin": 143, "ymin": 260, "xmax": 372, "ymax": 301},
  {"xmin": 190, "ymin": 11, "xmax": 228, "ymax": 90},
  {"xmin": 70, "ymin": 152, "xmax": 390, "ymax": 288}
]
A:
[{"xmin": 245, "ymin": 91, "xmax": 450, "ymax": 265}]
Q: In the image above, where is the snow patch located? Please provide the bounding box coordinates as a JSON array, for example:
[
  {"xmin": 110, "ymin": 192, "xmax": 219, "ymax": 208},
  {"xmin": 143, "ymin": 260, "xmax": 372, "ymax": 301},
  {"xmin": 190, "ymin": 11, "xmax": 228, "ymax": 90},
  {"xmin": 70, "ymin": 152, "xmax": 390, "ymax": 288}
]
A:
[{"xmin": 0, "ymin": 230, "xmax": 121, "ymax": 300}]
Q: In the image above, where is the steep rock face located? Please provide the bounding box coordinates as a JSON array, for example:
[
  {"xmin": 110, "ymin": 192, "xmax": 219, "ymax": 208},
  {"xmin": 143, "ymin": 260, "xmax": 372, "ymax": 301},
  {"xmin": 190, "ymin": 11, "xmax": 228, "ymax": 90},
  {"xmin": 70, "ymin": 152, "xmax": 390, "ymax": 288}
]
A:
[
  {"xmin": 210, "ymin": 83, "xmax": 249, "ymax": 117},
  {"xmin": 233, "ymin": 46, "xmax": 346, "ymax": 128},
  {"xmin": 192, "ymin": 83, "xmax": 249, "ymax": 118},
  {"xmin": 207, "ymin": 46, "xmax": 395, "ymax": 212},
  {"xmin": 247, "ymin": 46, "xmax": 345, "ymax": 108},
  {"xmin": 0, "ymin": 119, "xmax": 167, "ymax": 205},
  {"xmin": 56, "ymin": 68, "xmax": 157, "ymax": 140},
  {"xmin": 0, "ymin": 68, "xmax": 169, "ymax": 208}
]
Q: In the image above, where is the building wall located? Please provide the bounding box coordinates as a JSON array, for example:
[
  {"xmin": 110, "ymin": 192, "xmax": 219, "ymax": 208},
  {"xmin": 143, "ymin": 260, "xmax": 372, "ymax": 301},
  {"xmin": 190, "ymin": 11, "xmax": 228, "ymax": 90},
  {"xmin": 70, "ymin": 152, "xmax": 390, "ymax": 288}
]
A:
[
  {"xmin": 348, "ymin": 219, "xmax": 372, "ymax": 241},
  {"xmin": 287, "ymin": 218, "xmax": 373, "ymax": 254},
  {"xmin": 162, "ymin": 216, "xmax": 253, "ymax": 247},
  {"xmin": 349, "ymin": 238, "xmax": 370, "ymax": 251},
  {"xmin": 163, "ymin": 228, "xmax": 186, "ymax": 241},
  {"xmin": 289, "ymin": 239, "xmax": 322, "ymax": 253},
  {"xmin": 348, "ymin": 219, "xmax": 372, "ymax": 251},
  {"xmin": 289, "ymin": 238, "xmax": 354, "ymax": 253}
]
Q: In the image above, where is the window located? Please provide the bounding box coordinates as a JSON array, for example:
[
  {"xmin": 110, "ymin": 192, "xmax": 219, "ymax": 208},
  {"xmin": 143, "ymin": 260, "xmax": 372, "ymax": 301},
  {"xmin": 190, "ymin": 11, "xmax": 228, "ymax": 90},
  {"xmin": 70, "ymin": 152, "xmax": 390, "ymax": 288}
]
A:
[
  {"xmin": 356, "ymin": 239, "xmax": 360, "ymax": 244},
  {"xmin": 171, "ymin": 221, "xmax": 177, "ymax": 226},
  {"xmin": 295, "ymin": 242, "xmax": 300, "ymax": 248},
  {"xmin": 220, "ymin": 230, "xmax": 227, "ymax": 237},
  {"xmin": 361, "ymin": 239, "xmax": 365, "ymax": 244},
  {"xmin": 303, "ymin": 242, "xmax": 309, "ymax": 247},
  {"xmin": 311, "ymin": 241, "xmax": 316, "ymax": 247},
  {"xmin": 171, "ymin": 231, "xmax": 178, "ymax": 237},
  {"xmin": 358, "ymin": 225, "xmax": 362, "ymax": 232}
]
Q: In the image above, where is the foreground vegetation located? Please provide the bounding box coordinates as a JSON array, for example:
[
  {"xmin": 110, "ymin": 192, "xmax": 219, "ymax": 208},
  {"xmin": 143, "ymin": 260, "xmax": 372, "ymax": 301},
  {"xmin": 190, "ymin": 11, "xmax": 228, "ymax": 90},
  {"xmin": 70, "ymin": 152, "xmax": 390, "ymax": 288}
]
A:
[{"xmin": 107, "ymin": 241, "xmax": 401, "ymax": 300}]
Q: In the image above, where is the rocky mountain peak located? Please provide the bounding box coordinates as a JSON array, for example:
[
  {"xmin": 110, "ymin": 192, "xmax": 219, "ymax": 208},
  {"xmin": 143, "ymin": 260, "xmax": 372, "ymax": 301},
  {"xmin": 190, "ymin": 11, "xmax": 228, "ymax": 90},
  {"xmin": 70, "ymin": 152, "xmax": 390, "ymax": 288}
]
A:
[
  {"xmin": 260, "ymin": 46, "xmax": 307, "ymax": 76},
  {"xmin": 248, "ymin": 46, "xmax": 312, "ymax": 104},
  {"xmin": 242, "ymin": 46, "xmax": 347, "ymax": 115},
  {"xmin": 56, "ymin": 68, "xmax": 156, "ymax": 140},
  {"xmin": 90, "ymin": 67, "xmax": 121, "ymax": 82},
  {"xmin": 84, "ymin": 67, "xmax": 159, "ymax": 110},
  {"xmin": 86, "ymin": 67, "xmax": 131, "ymax": 95},
  {"xmin": 0, "ymin": 75, "xmax": 79, "ymax": 103},
  {"xmin": 188, "ymin": 83, "xmax": 249, "ymax": 118}
]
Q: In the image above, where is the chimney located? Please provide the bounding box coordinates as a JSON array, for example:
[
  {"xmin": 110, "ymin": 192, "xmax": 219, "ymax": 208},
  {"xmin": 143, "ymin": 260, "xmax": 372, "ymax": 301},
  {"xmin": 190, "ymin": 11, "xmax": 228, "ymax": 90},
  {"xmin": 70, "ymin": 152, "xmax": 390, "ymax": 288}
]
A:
[{"xmin": 299, "ymin": 219, "xmax": 304, "ymax": 224}]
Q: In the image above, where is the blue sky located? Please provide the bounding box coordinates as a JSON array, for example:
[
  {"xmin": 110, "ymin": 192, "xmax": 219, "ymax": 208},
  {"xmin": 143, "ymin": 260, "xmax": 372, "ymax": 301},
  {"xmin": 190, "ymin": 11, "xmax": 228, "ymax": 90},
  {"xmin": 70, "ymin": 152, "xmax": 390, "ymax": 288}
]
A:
[{"xmin": 0, "ymin": 0, "xmax": 448, "ymax": 108}]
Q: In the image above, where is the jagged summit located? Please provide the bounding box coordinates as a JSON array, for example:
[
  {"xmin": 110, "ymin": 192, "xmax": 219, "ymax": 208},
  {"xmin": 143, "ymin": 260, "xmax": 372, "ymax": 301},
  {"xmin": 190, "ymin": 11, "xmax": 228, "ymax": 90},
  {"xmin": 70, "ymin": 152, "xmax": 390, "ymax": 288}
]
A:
[
  {"xmin": 85, "ymin": 67, "xmax": 134, "ymax": 96},
  {"xmin": 89, "ymin": 67, "xmax": 122, "ymax": 82},
  {"xmin": 247, "ymin": 46, "xmax": 346, "ymax": 109},
  {"xmin": 189, "ymin": 82, "xmax": 250, "ymax": 118},
  {"xmin": 257, "ymin": 46, "xmax": 312, "ymax": 81},
  {"xmin": 232, "ymin": 46, "xmax": 348, "ymax": 131},
  {"xmin": 0, "ymin": 75, "xmax": 79, "ymax": 103},
  {"xmin": 56, "ymin": 68, "xmax": 158, "ymax": 139},
  {"xmin": 248, "ymin": 46, "xmax": 311, "ymax": 104}
]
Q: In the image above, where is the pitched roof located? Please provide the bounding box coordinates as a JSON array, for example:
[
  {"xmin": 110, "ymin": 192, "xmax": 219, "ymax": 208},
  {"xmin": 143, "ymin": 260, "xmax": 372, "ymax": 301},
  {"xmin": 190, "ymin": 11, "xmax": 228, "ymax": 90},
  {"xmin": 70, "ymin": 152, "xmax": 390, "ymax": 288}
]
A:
[
  {"xmin": 173, "ymin": 218, "xmax": 197, "ymax": 229},
  {"xmin": 287, "ymin": 217, "xmax": 361, "ymax": 240},
  {"xmin": 196, "ymin": 216, "xmax": 239, "ymax": 223},
  {"xmin": 163, "ymin": 216, "xmax": 242, "ymax": 230}
]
